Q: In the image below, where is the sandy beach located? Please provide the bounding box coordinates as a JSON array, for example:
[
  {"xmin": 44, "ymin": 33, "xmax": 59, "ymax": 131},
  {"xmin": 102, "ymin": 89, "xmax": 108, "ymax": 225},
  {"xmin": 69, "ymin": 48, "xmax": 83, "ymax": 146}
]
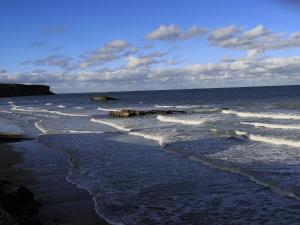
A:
[{"xmin": 0, "ymin": 138, "xmax": 110, "ymax": 225}]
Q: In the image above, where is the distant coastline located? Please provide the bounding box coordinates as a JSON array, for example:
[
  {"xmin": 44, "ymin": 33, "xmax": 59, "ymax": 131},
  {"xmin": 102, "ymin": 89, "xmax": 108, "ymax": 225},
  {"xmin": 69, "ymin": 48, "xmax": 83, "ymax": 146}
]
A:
[{"xmin": 0, "ymin": 83, "xmax": 54, "ymax": 97}]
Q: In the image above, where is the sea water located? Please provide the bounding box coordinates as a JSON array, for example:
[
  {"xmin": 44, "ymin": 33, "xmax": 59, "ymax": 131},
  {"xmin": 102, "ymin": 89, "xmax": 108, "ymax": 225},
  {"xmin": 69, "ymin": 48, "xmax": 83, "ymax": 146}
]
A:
[{"xmin": 1, "ymin": 86, "xmax": 300, "ymax": 224}]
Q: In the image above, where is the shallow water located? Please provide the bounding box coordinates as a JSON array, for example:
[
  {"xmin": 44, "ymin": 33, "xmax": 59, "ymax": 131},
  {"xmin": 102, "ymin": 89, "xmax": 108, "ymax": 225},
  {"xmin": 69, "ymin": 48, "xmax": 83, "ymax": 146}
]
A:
[{"xmin": 1, "ymin": 86, "xmax": 300, "ymax": 224}]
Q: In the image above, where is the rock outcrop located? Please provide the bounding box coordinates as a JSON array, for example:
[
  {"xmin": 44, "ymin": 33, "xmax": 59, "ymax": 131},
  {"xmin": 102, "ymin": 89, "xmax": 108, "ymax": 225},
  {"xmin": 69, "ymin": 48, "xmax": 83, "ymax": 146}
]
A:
[
  {"xmin": 109, "ymin": 109, "xmax": 186, "ymax": 117},
  {"xmin": 0, "ymin": 84, "xmax": 54, "ymax": 97},
  {"xmin": 0, "ymin": 133, "xmax": 30, "ymax": 144},
  {"xmin": 91, "ymin": 96, "xmax": 119, "ymax": 101},
  {"xmin": 0, "ymin": 179, "xmax": 43, "ymax": 225}
]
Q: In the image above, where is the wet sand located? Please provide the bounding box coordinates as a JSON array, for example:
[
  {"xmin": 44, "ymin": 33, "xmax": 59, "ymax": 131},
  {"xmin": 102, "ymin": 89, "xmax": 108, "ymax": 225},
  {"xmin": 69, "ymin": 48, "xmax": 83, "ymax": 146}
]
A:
[{"xmin": 0, "ymin": 141, "xmax": 110, "ymax": 225}]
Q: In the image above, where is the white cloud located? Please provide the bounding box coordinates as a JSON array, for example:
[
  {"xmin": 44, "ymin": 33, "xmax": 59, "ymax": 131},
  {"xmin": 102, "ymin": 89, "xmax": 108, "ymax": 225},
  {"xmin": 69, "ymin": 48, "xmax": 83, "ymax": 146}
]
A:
[
  {"xmin": 34, "ymin": 55, "xmax": 75, "ymax": 69},
  {"xmin": 3, "ymin": 56, "xmax": 300, "ymax": 92},
  {"xmin": 209, "ymin": 25, "xmax": 300, "ymax": 57},
  {"xmin": 209, "ymin": 25, "xmax": 240, "ymax": 41},
  {"xmin": 126, "ymin": 56, "xmax": 158, "ymax": 69},
  {"xmin": 80, "ymin": 40, "xmax": 130, "ymax": 68},
  {"xmin": 146, "ymin": 24, "xmax": 206, "ymax": 41}
]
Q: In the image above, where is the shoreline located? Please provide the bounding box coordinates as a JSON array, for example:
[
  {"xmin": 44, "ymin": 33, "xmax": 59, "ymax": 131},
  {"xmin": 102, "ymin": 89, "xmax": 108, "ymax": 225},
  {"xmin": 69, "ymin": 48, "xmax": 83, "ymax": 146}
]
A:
[{"xmin": 0, "ymin": 136, "xmax": 110, "ymax": 225}]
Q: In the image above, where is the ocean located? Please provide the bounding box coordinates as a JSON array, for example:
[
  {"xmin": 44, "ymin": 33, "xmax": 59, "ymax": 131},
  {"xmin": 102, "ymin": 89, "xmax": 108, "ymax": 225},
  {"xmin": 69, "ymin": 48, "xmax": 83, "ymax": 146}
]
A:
[{"xmin": 1, "ymin": 85, "xmax": 300, "ymax": 225}]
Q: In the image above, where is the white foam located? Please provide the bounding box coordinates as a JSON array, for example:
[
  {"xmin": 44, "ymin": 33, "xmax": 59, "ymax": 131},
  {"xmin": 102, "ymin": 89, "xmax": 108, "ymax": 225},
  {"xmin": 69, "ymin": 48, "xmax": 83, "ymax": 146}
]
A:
[
  {"xmin": 12, "ymin": 106, "xmax": 48, "ymax": 113},
  {"xmin": 129, "ymin": 131, "xmax": 166, "ymax": 146},
  {"xmin": 222, "ymin": 110, "xmax": 300, "ymax": 120},
  {"xmin": 241, "ymin": 122, "xmax": 300, "ymax": 130},
  {"xmin": 97, "ymin": 107, "xmax": 118, "ymax": 112},
  {"xmin": 11, "ymin": 103, "xmax": 87, "ymax": 117},
  {"xmin": 157, "ymin": 115, "xmax": 206, "ymax": 125},
  {"xmin": 91, "ymin": 118, "xmax": 131, "ymax": 132},
  {"xmin": 18, "ymin": 111, "xmax": 59, "ymax": 119},
  {"xmin": 47, "ymin": 110, "xmax": 90, "ymax": 117},
  {"xmin": 234, "ymin": 130, "xmax": 247, "ymax": 136},
  {"xmin": 45, "ymin": 103, "xmax": 53, "ymax": 105},
  {"xmin": 234, "ymin": 130, "xmax": 300, "ymax": 148},
  {"xmin": 66, "ymin": 130, "xmax": 104, "ymax": 134},
  {"xmin": 34, "ymin": 120, "xmax": 47, "ymax": 134},
  {"xmin": 75, "ymin": 107, "xmax": 84, "ymax": 109},
  {"xmin": 57, "ymin": 105, "xmax": 66, "ymax": 108},
  {"xmin": 248, "ymin": 134, "xmax": 300, "ymax": 148},
  {"xmin": 0, "ymin": 110, "xmax": 12, "ymax": 114},
  {"xmin": 154, "ymin": 104, "xmax": 199, "ymax": 109}
]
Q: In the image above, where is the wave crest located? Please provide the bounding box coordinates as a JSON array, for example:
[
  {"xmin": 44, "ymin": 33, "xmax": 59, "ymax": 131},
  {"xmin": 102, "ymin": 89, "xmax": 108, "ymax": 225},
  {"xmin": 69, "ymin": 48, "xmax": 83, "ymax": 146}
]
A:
[
  {"xmin": 241, "ymin": 122, "xmax": 300, "ymax": 130},
  {"xmin": 157, "ymin": 115, "xmax": 206, "ymax": 125},
  {"xmin": 222, "ymin": 110, "xmax": 300, "ymax": 120}
]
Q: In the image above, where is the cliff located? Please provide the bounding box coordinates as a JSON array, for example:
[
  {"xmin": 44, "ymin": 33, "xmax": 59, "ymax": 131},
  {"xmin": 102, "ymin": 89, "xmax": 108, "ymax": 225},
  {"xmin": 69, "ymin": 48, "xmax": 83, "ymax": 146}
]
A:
[{"xmin": 0, "ymin": 84, "xmax": 55, "ymax": 97}]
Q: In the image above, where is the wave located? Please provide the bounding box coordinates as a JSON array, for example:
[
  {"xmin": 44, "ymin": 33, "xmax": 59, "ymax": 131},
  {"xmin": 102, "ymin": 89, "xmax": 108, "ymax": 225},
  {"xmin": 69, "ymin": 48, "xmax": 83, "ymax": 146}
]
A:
[
  {"xmin": 34, "ymin": 120, "xmax": 47, "ymax": 134},
  {"xmin": 0, "ymin": 110, "xmax": 12, "ymax": 114},
  {"xmin": 75, "ymin": 107, "xmax": 84, "ymax": 109},
  {"xmin": 129, "ymin": 131, "xmax": 166, "ymax": 146},
  {"xmin": 234, "ymin": 130, "xmax": 300, "ymax": 148},
  {"xmin": 154, "ymin": 104, "xmax": 199, "ymax": 109},
  {"xmin": 97, "ymin": 107, "xmax": 118, "ymax": 112},
  {"xmin": 241, "ymin": 122, "xmax": 300, "ymax": 130},
  {"xmin": 222, "ymin": 110, "xmax": 300, "ymax": 120},
  {"xmin": 234, "ymin": 130, "xmax": 247, "ymax": 136},
  {"xmin": 157, "ymin": 115, "xmax": 206, "ymax": 125},
  {"xmin": 57, "ymin": 105, "xmax": 66, "ymax": 108},
  {"xmin": 91, "ymin": 118, "xmax": 166, "ymax": 146},
  {"xmin": 11, "ymin": 106, "xmax": 89, "ymax": 117},
  {"xmin": 66, "ymin": 130, "xmax": 104, "ymax": 134},
  {"xmin": 18, "ymin": 111, "xmax": 59, "ymax": 119},
  {"xmin": 47, "ymin": 110, "xmax": 90, "ymax": 117},
  {"xmin": 248, "ymin": 134, "xmax": 300, "ymax": 148},
  {"xmin": 45, "ymin": 103, "xmax": 53, "ymax": 105},
  {"xmin": 187, "ymin": 155, "xmax": 300, "ymax": 201},
  {"xmin": 90, "ymin": 118, "xmax": 132, "ymax": 132}
]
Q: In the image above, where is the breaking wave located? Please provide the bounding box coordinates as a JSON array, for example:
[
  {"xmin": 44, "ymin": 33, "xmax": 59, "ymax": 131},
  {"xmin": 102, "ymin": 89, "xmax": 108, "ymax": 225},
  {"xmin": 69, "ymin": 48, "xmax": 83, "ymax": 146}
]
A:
[
  {"xmin": 157, "ymin": 115, "xmax": 206, "ymax": 125},
  {"xmin": 66, "ymin": 130, "xmax": 104, "ymax": 134},
  {"xmin": 90, "ymin": 118, "xmax": 132, "ymax": 132},
  {"xmin": 234, "ymin": 130, "xmax": 300, "ymax": 148},
  {"xmin": 154, "ymin": 104, "xmax": 199, "ymax": 109},
  {"xmin": 248, "ymin": 134, "xmax": 300, "ymax": 148},
  {"xmin": 97, "ymin": 107, "xmax": 118, "ymax": 112},
  {"xmin": 241, "ymin": 122, "xmax": 300, "ymax": 130},
  {"xmin": 11, "ymin": 105, "xmax": 89, "ymax": 117},
  {"xmin": 222, "ymin": 110, "xmax": 300, "ymax": 120},
  {"xmin": 34, "ymin": 120, "xmax": 47, "ymax": 134},
  {"xmin": 129, "ymin": 131, "xmax": 166, "ymax": 146}
]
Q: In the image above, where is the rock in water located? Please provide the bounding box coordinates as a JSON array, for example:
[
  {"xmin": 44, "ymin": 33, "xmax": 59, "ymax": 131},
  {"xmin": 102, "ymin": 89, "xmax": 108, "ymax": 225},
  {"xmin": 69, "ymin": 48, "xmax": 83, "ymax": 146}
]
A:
[
  {"xmin": 108, "ymin": 109, "xmax": 186, "ymax": 117},
  {"xmin": 91, "ymin": 96, "xmax": 119, "ymax": 101}
]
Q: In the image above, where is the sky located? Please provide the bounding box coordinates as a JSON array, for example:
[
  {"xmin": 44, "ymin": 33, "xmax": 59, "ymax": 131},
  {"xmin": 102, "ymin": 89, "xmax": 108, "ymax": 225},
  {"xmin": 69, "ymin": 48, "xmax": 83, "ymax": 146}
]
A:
[{"xmin": 1, "ymin": 0, "xmax": 300, "ymax": 93}]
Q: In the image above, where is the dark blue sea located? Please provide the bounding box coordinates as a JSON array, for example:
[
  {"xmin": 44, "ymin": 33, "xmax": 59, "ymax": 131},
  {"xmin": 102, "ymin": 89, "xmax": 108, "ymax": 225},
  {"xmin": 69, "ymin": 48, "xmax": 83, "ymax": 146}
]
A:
[{"xmin": 1, "ymin": 85, "xmax": 300, "ymax": 225}]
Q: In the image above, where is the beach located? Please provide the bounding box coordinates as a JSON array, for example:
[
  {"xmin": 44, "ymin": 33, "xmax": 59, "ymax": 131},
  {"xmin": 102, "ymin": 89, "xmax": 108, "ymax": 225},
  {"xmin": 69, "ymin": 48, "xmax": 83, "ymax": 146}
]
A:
[{"xmin": 0, "ymin": 137, "xmax": 109, "ymax": 225}]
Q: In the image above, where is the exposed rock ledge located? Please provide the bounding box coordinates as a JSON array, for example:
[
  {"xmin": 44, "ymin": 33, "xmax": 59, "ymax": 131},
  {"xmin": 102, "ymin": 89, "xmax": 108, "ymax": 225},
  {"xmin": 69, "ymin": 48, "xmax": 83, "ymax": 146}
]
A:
[
  {"xmin": 0, "ymin": 84, "xmax": 54, "ymax": 97},
  {"xmin": 109, "ymin": 109, "xmax": 186, "ymax": 117}
]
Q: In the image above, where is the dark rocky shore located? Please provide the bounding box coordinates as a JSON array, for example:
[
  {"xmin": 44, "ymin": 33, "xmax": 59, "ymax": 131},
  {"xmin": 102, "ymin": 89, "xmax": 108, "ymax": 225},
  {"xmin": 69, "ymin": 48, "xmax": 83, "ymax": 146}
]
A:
[
  {"xmin": 0, "ymin": 133, "xmax": 42, "ymax": 225},
  {"xmin": 0, "ymin": 84, "xmax": 54, "ymax": 97},
  {"xmin": 0, "ymin": 132, "xmax": 109, "ymax": 225}
]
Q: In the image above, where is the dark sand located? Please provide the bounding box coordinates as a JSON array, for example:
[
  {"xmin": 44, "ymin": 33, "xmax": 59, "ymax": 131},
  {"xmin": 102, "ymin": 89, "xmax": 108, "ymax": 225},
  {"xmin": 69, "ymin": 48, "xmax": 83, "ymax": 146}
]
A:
[{"xmin": 0, "ymin": 142, "xmax": 110, "ymax": 225}]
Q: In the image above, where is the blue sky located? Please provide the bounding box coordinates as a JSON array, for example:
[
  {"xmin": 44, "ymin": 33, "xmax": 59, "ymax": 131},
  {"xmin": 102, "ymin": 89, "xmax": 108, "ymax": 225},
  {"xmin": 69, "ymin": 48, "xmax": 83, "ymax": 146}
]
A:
[{"xmin": 1, "ymin": 0, "xmax": 300, "ymax": 92}]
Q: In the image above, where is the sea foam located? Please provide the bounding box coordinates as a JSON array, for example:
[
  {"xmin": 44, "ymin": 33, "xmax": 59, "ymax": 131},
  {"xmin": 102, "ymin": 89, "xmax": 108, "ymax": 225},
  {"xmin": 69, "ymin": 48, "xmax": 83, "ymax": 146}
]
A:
[
  {"xmin": 90, "ymin": 118, "xmax": 132, "ymax": 132},
  {"xmin": 241, "ymin": 122, "xmax": 300, "ymax": 130},
  {"xmin": 129, "ymin": 131, "xmax": 166, "ymax": 146},
  {"xmin": 157, "ymin": 115, "xmax": 206, "ymax": 125},
  {"xmin": 222, "ymin": 110, "xmax": 300, "ymax": 120},
  {"xmin": 34, "ymin": 120, "xmax": 47, "ymax": 134}
]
